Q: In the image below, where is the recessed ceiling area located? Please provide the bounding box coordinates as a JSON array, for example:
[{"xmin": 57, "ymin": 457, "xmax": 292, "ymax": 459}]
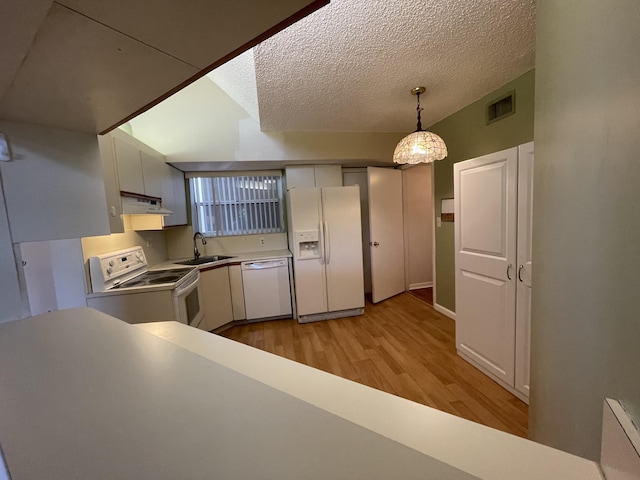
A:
[{"xmin": 129, "ymin": 0, "xmax": 535, "ymax": 163}]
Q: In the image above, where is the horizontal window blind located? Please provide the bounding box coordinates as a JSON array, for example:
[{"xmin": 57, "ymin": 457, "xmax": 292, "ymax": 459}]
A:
[{"xmin": 190, "ymin": 175, "xmax": 284, "ymax": 237}]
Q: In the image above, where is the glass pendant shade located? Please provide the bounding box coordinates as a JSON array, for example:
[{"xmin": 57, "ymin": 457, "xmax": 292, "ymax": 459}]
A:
[
  {"xmin": 393, "ymin": 130, "xmax": 448, "ymax": 164},
  {"xmin": 393, "ymin": 86, "xmax": 447, "ymax": 164}
]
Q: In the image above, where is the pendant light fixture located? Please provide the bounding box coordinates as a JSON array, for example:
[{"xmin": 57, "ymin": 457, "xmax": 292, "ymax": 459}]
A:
[{"xmin": 393, "ymin": 87, "xmax": 447, "ymax": 164}]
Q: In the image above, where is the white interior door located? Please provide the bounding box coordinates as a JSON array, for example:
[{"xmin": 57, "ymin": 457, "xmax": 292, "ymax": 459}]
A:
[
  {"xmin": 515, "ymin": 142, "xmax": 534, "ymax": 398},
  {"xmin": 367, "ymin": 167, "xmax": 405, "ymax": 303},
  {"xmin": 454, "ymin": 148, "xmax": 518, "ymax": 385}
]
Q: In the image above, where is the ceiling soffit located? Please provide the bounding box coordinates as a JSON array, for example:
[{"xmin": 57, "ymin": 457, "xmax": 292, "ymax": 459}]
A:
[{"xmin": 0, "ymin": 0, "xmax": 328, "ymax": 134}]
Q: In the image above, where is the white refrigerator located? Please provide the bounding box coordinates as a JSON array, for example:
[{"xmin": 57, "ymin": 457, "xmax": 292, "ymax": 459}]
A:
[{"xmin": 287, "ymin": 186, "xmax": 365, "ymax": 323}]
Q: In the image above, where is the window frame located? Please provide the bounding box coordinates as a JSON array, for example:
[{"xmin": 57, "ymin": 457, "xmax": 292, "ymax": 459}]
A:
[{"xmin": 187, "ymin": 171, "xmax": 285, "ymax": 238}]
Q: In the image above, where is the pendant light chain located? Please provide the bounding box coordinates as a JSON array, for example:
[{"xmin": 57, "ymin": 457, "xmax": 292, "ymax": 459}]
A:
[{"xmin": 415, "ymin": 91, "xmax": 423, "ymax": 132}]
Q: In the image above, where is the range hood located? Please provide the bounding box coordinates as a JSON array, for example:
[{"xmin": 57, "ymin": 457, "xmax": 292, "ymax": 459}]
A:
[{"xmin": 121, "ymin": 193, "xmax": 173, "ymax": 216}]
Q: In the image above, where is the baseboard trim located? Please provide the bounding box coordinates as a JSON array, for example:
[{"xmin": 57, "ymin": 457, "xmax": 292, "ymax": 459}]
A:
[
  {"xmin": 298, "ymin": 307, "xmax": 364, "ymax": 324},
  {"xmin": 601, "ymin": 398, "xmax": 640, "ymax": 480},
  {"xmin": 433, "ymin": 303, "xmax": 456, "ymax": 321},
  {"xmin": 409, "ymin": 282, "xmax": 433, "ymax": 290}
]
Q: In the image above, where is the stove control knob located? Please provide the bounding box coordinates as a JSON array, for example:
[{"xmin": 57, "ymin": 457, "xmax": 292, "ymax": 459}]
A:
[
  {"xmin": 108, "ymin": 260, "xmax": 115, "ymax": 267},
  {"xmin": 106, "ymin": 267, "xmax": 113, "ymax": 275},
  {"xmin": 136, "ymin": 252, "xmax": 143, "ymax": 262}
]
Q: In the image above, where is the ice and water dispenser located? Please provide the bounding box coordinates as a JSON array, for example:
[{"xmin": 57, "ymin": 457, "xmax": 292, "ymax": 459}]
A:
[{"xmin": 295, "ymin": 230, "xmax": 321, "ymax": 259}]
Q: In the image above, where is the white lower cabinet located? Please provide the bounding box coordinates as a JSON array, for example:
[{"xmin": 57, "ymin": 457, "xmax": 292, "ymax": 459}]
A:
[
  {"xmin": 454, "ymin": 142, "xmax": 533, "ymax": 402},
  {"xmin": 198, "ymin": 266, "xmax": 233, "ymax": 331}
]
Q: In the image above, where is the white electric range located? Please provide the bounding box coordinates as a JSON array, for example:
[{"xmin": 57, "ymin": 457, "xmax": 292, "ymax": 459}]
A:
[{"xmin": 86, "ymin": 246, "xmax": 204, "ymax": 327}]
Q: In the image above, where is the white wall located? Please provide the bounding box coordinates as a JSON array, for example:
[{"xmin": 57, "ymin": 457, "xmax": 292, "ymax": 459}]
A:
[
  {"xmin": 0, "ymin": 177, "xmax": 27, "ymax": 323},
  {"xmin": 81, "ymin": 230, "xmax": 168, "ymax": 264},
  {"xmin": 402, "ymin": 165, "xmax": 433, "ymax": 289},
  {"xmin": 531, "ymin": 0, "xmax": 640, "ymax": 460}
]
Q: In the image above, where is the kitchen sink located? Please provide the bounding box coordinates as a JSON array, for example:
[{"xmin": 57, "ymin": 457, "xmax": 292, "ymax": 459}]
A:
[{"xmin": 174, "ymin": 255, "xmax": 235, "ymax": 266}]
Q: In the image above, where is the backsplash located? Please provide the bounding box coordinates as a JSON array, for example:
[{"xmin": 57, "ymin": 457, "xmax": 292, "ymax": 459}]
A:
[
  {"xmin": 81, "ymin": 230, "xmax": 168, "ymax": 266},
  {"xmin": 165, "ymin": 226, "xmax": 288, "ymax": 259},
  {"xmin": 82, "ymin": 227, "xmax": 288, "ymax": 271}
]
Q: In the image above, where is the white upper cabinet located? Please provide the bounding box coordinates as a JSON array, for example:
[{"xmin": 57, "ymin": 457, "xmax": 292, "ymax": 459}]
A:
[
  {"xmin": 286, "ymin": 165, "xmax": 343, "ymax": 189},
  {"xmin": 103, "ymin": 129, "xmax": 188, "ymax": 231},
  {"xmin": 139, "ymin": 151, "xmax": 164, "ymax": 199},
  {"xmin": 0, "ymin": 121, "xmax": 110, "ymax": 243},
  {"xmin": 162, "ymin": 165, "xmax": 187, "ymax": 227},
  {"xmin": 113, "ymin": 137, "xmax": 144, "ymax": 195},
  {"xmin": 114, "ymin": 135, "xmax": 164, "ymax": 199}
]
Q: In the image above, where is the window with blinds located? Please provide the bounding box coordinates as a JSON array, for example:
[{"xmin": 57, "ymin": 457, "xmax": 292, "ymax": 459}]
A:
[{"xmin": 190, "ymin": 174, "xmax": 284, "ymax": 237}]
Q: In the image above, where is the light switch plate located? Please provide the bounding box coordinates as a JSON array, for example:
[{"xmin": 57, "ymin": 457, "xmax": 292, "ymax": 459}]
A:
[{"xmin": 0, "ymin": 133, "xmax": 10, "ymax": 161}]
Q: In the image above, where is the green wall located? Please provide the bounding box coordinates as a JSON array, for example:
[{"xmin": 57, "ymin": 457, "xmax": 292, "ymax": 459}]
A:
[
  {"xmin": 531, "ymin": 0, "xmax": 640, "ymax": 460},
  {"xmin": 430, "ymin": 70, "xmax": 535, "ymax": 311}
]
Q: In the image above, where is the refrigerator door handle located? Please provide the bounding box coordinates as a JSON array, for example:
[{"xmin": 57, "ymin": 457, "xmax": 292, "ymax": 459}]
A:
[
  {"xmin": 324, "ymin": 221, "xmax": 331, "ymax": 264},
  {"xmin": 318, "ymin": 221, "xmax": 325, "ymax": 265}
]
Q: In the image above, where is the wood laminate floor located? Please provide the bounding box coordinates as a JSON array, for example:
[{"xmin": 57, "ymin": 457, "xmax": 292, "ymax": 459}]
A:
[
  {"xmin": 409, "ymin": 287, "xmax": 433, "ymax": 305},
  {"xmin": 220, "ymin": 292, "xmax": 528, "ymax": 438}
]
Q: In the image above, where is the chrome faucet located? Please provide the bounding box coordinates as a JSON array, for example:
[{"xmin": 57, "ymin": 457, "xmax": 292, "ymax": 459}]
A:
[{"xmin": 193, "ymin": 231, "xmax": 207, "ymax": 259}]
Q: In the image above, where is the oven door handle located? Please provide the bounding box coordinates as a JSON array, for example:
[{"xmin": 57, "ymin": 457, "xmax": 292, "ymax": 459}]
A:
[{"xmin": 174, "ymin": 270, "xmax": 200, "ymax": 297}]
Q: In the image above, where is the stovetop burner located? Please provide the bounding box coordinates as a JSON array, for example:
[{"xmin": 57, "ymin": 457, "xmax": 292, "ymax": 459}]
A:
[
  {"xmin": 113, "ymin": 269, "xmax": 191, "ymax": 289},
  {"xmin": 89, "ymin": 247, "xmax": 198, "ymax": 293}
]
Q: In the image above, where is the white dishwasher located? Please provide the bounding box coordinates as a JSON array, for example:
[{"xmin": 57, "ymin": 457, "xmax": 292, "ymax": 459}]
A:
[{"xmin": 241, "ymin": 258, "xmax": 292, "ymax": 320}]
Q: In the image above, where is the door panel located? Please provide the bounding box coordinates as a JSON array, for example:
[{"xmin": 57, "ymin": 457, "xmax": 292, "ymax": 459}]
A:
[
  {"xmin": 368, "ymin": 167, "xmax": 405, "ymax": 303},
  {"xmin": 287, "ymin": 187, "xmax": 327, "ymax": 316},
  {"xmin": 459, "ymin": 163, "xmax": 509, "ymax": 257},
  {"xmin": 457, "ymin": 270, "xmax": 514, "ymax": 378},
  {"xmin": 454, "ymin": 147, "xmax": 518, "ymax": 385},
  {"xmin": 515, "ymin": 141, "xmax": 534, "ymax": 397},
  {"xmin": 322, "ymin": 187, "xmax": 365, "ymax": 311}
]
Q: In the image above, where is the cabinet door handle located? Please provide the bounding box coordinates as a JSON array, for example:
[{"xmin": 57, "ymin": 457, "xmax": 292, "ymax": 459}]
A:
[
  {"xmin": 507, "ymin": 263, "xmax": 513, "ymax": 280},
  {"xmin": 518, "ymin": 264, "xmax": 524, "ymax": 282}
]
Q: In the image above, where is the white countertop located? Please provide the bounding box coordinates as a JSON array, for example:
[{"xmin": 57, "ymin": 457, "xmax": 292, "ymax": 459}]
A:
[
  {"xmin": 138, "ymin": 321, "xmax": 604, "ymax": 480},
  {"xmin": 154, "ymin": 249, "xmax": 292, "ymax": 270},
  {"xmin": 0, "ymin": 308, "xmax": 603, "ymax": 480}
]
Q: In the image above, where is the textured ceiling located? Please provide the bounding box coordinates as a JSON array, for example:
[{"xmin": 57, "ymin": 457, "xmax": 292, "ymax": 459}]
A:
[
  {"xmin": 206, "ymin": 49, "xmax": 261, "ymax": 123},
  {"xmin": 247, "ymin": 0, "xmax": 536, "ymax": 133}
]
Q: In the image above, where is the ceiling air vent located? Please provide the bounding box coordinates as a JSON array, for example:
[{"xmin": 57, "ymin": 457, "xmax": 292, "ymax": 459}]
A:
[{"xmin": 486, "ymin": 91, "xmax": 515, "ymax": 124}]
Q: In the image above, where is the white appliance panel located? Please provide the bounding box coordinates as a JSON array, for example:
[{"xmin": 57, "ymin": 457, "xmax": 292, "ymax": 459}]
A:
[
  {"xmin": 321, "ymin": 187, "xmax": 365, "ymax": 312},
  {"xmin": 242, "ymin": 259, "xmax": 292, "ymax": 320},
  {"xmin": 288, "ymin": 188, "xmax": 327, "ymax": 316},
  {"xmin": 288, "ymin": 186, "xmax": 364, "ymax": 320}
]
